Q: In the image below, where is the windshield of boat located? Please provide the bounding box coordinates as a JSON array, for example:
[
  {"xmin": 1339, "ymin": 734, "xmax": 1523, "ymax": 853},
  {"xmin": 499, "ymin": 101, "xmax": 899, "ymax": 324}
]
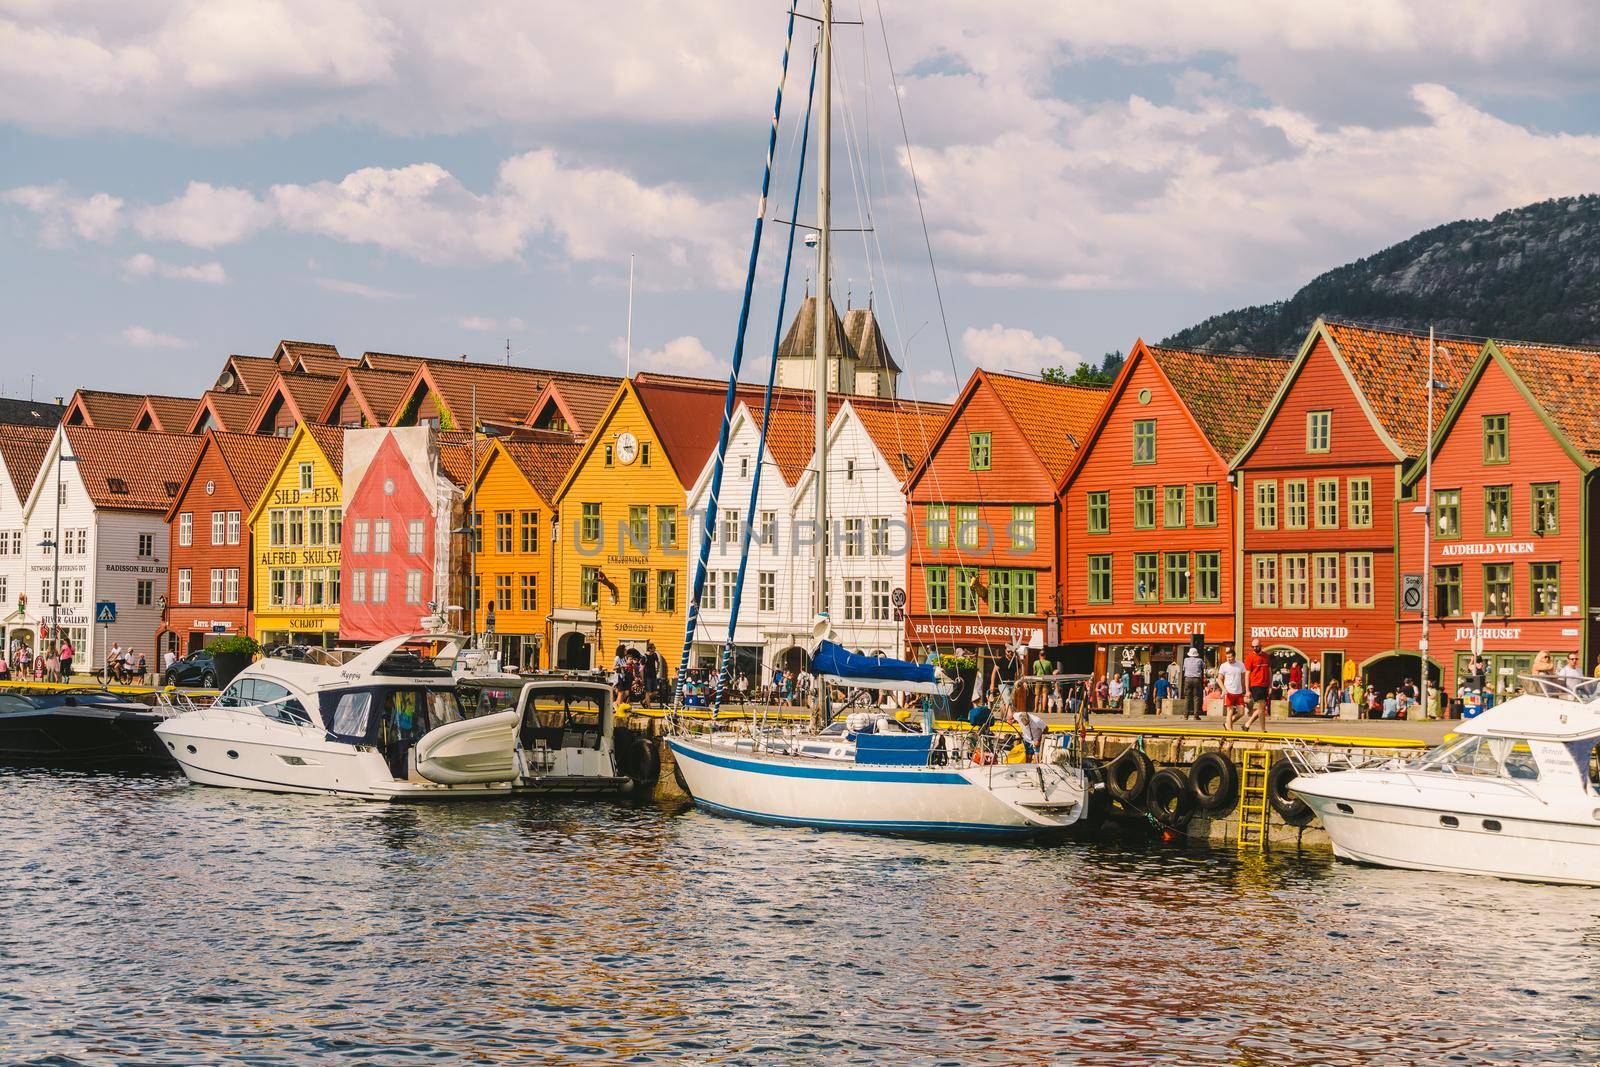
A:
[
  {"xmin": 214, "ymin": 677, "xmax": 313, "ymax": 725},
  {"xmin": 458, "ymin": 683, "xmax": 520, "ymax": 719},
  {"xmin": 322, "ymin": 685, "xmax": 464, "ymax": 744},
  {"xmin": 820, "ymin": 717, "xmax": 918, "ymax": 736},
  {"xmin": 1416, "ymin": 734, "xmax": 1541, "ymax": 781},
  {"xmin": 523, "ymin": 687, "xmax": 604, "ymax": 729}
]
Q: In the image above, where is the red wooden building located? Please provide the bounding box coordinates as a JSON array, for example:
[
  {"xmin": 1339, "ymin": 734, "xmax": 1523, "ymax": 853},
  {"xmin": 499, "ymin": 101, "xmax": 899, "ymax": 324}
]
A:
[
  {"xmin": 1058, "ymin": 341, "xmax": 1289, "ymax": 677},
  {"xmin": 1233, "ymin": 320, "xmax": 1479, "ymax": 691},
  {"xmin": 1398, "ymin": 339, "xmax": 1600, "ymax": 700},
  {"xmin": 159, "ymin": 430, "xmax": 288, "ymax": 655},
  {"xmin": 903, "ymin": 370, "xmax": 1107, "ymax": 673},
  {"xmin": 339, "ymin": 428, "xmax": 447, "ymax": 641}
]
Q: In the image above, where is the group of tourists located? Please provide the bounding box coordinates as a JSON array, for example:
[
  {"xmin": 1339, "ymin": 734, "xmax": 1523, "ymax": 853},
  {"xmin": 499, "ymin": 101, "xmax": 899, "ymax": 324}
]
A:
[
  {"xmin": 610, "ymin": 642, "xmax": 668, "ymax": 708},
  {"xmin": 103, "ymin": 642, "xmax": 147, "ymax": 685},
  {"xmin": 0, "ymin": 637, "xmax": 75, "ymax": 682}
]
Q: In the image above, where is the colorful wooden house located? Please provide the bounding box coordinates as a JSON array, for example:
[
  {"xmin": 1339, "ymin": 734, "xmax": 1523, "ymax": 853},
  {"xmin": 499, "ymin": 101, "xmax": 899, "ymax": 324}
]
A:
[
  {"xmin": 1397, "ymin": 339, "xmax": 1600, "ymax": 700},
  {"xmin": 1058, "ymin": 340, "xmax": 1289, "ymax": 676},
  {"xmin": 903, "ymin": 370, "xmax": 1109, "ymax": 674},
  {"xmin": 245, "ymin": 424, "xmax": 344, "ymax": 648},
  {"xmin": 1233, "ymin": 319, "xmax": 1478, "ymax": 692}
]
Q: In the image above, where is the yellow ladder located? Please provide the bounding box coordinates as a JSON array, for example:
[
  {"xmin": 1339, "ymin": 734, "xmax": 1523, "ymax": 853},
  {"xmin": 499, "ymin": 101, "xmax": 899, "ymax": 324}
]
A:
[{"xmin": 1236, "ymin": 750, "xmax": 1270, "ymax": 851}]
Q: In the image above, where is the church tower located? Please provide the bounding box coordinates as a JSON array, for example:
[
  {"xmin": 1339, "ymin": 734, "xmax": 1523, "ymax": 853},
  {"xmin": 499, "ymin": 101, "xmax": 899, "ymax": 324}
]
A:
[{"xmin": 775, "ymin": 294, "xmax": 860, "ymax": 395}]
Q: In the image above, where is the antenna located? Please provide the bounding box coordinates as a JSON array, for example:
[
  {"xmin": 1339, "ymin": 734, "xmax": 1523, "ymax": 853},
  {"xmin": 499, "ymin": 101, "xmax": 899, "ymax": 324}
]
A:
[{"xmin": 625, "ymin": 252, "xmax": 636, "ymax": 378}]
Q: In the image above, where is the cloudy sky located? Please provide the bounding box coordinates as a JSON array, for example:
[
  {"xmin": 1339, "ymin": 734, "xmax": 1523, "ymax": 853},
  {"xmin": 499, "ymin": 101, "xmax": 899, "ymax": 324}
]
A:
[{"xmin": 6, "ymin": 1, "xmax": 1600, "ymax": 405}]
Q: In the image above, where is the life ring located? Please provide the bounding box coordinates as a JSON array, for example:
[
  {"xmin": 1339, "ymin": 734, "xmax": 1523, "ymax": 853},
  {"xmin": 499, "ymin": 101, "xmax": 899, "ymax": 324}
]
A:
[
  {"xmin": 626, "ymin": 736, "xmax": 661, "ymax": 787},
  {"xmin": 1105, "ymin": 747, "xmax": 1155, "ymax": 805},
  {"xmin": 1267, "ymin": 758, "xmax": 1311, "ymax": 822},
  {"xmin": 1188, "ymin": 751, "xmax": 1239, "ymax": 813},
  {"xmin": 1146, "ymin": 767, "xmax": 1195, "ymax": 828}
]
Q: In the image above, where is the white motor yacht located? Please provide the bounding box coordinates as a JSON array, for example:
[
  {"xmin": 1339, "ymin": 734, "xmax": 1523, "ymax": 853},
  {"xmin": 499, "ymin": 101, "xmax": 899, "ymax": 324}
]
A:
[
  {"xmin": 156, "ymin": 634, "xmax": 523, "ymax": 800},
  {"xmin": 1291, "ymin": 676, "xmax": 1600, "ymax": 885},
  {"xmin": 457, "ymin": 674, "xmax": 633, "ymax": 795}
]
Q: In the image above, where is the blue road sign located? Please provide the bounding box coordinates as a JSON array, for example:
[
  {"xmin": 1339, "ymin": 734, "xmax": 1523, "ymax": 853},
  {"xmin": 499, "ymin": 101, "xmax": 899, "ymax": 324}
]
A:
[{"xmin": 95, "ymin": 601, "xmax": 117, "ymax": 624}]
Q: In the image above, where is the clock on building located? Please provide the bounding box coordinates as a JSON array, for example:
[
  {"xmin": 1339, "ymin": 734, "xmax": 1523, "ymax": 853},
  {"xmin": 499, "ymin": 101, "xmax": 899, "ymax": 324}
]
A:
[{"xmin": 616, "ymin": 432, "xmax": 640, "ymax": 465}]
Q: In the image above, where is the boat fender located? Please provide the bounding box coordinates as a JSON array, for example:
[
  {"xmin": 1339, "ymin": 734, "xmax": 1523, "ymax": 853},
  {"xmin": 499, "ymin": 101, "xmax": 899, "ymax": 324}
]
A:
[
  {"xmin": 627, "ymin": 737, "xmax": 661, "ymax": 787},
  {"xmin": 1146, "ymin": 767, "xmax": 1195, "ymax": 828},
  {"xmin": 1188, "ymin": 752, "xmax": 1239, "ymax": 813},
  {"xmin": 1267, "ymin": 758, "xmax": 1311, "ymax": 822},
  {"xmin": 1105, "ymin": 747, "xmax": 1155, "ymax": 805}
]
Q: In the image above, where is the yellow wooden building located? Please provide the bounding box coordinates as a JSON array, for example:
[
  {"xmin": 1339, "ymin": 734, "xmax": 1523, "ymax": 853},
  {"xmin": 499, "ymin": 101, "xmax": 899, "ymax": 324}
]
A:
[
  {"xmin": 246, "ymin": 424, "xmax": 345, "ymax": 647},
  {"xmin": 551, "ymin": 377, "xmax": 734, "ymax": 673},
  {"xmin": 469, "ymin": 433, "xmax": 581, "ymax": 670}
]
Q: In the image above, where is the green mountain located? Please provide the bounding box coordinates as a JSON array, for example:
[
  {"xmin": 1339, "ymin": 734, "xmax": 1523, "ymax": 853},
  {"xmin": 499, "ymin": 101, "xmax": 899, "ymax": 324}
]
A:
[{"xmin": 1163, "ymin": 195, "xmax": 1600, "ymax": 353}]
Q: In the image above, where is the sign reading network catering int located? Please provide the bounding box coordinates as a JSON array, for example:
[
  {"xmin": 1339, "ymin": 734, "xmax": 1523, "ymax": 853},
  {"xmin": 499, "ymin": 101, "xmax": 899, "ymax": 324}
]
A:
[{"xmin": 95, "ymin": 601, "xmax": 117, "ymax": 624}]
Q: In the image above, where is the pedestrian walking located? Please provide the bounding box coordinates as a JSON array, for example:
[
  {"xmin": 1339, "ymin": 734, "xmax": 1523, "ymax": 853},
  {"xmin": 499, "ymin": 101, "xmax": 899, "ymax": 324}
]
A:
[
  {"xmin": 1218, "ymin": 646, "xmax": 1248, "ymax": 731},
  {"xmin": 1243, "ymin": 640, "xmax": 1271, "ymax": 731},
  {"xmin": 1181, "ymin": 647, "xmax": 1205, "ymax": 719}
]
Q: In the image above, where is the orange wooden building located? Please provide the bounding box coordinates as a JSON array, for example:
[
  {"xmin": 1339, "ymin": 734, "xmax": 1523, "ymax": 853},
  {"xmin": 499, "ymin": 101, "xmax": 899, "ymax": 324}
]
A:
[
  {"xmin": 1397, "ymin": 339, "xmax": 1600, "ymax": 701},
  {"xmin": 1233, "ymin": 320, "xmax": 1478, "ymax": 692},
  {"xmin": 1057, "ymin": 340, "xmax": 1289, "ymax": 677},
  {"xmin": 903, "ymin": 370, "xmax": 1108, "ymax": 672}
]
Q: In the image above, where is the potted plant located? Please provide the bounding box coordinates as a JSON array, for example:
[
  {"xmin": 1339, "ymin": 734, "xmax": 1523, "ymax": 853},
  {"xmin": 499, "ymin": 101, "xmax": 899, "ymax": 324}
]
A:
[
  {"xmin": 207, "ymin": 634, "xmax": 260, "ymax": 689},
  {"xmin": 938, "ymin": 654, "xmax": 978, "ymax": 721}
]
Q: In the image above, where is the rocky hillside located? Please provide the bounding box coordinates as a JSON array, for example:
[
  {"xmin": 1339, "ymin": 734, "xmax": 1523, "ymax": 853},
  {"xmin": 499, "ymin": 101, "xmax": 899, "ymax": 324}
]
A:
[{"xmin": 1164, "ymin": 195, "xmax": 1600, "ymax": 353}]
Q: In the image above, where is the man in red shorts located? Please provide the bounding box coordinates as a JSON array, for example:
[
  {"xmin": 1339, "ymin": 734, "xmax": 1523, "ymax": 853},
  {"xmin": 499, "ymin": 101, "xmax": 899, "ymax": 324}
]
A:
[
  {"xmin": 1217, "ymin": 646, "xmax": 1248, "ymax": 731},
  {"xmin": 1243, "ymin": 639, "xmax": 1271, "ymax": 731}
]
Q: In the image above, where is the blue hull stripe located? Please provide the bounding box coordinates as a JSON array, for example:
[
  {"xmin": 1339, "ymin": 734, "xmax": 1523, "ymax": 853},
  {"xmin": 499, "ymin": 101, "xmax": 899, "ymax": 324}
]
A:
[
  {"xmin": 690, "ymin": 796, "xmax": 1039, "ymax": 840},
  {"xmin": 669, "ymin": 737, "xmax": 969, "ymax": 785}
]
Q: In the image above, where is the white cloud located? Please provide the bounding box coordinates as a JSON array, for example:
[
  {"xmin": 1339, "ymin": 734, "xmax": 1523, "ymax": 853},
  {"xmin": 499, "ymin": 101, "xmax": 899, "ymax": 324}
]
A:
[
  {"xmin": 2, "ymin": 186, "xmax": 122, "ymax": 246},
  {"xmin": 120, "ymin": 325, "xmax": 190, "ymax": 349},
  {"xmin": 121, "ymin": 252, "xmax": 227, "ymax": 284},
  {"xmin": 614, "ymin": 335, "xmax": 720, "ymax": 375},
  {"xmin": 315, "ymin": 277, "xmax": 410, "ymax": 301},
  {"xmin": 960, "ymin": 324, "xmax": 1084, "ymax": 375},
  {"xmin": 133, "ymin": 182, "xmax": 272, "ymax": 248},
  {"xmin": 458, "ymin": 315, "xmax": 526, "ymax": 332}
]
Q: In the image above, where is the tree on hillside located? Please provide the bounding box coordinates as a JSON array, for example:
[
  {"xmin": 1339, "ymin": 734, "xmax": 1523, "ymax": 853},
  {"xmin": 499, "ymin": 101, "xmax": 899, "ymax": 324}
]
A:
[{"xmin": 1042, "ymin": 350, "xmax": 1124, "ymax": 387}]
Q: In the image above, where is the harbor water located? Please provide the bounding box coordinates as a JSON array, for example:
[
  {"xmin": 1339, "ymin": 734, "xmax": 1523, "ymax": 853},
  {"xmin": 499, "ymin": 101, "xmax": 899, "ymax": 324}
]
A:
[{"xmin": 3, "ymin": 768, "xmax": 1599, "ymax": 1064}]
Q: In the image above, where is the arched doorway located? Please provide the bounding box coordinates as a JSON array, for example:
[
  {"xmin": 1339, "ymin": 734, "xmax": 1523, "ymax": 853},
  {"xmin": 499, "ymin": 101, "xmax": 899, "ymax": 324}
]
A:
[
  {"xmin": 557, "ymin": 632, "xmax": 592, "ymax": 670},
  {"xmin": 1362, "ymin": 653, "xmax": 1440, "ymax": 705},
  {"xmin": 776, "ymin": 645, "xmax": 810, "ymax": 674}
]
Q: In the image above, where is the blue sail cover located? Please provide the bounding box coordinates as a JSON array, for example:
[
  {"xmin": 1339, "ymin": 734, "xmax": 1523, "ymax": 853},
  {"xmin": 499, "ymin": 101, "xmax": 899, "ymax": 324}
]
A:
[{"xmin": 812, "ymin": 641, "xmax": 949, "ymax": 694}]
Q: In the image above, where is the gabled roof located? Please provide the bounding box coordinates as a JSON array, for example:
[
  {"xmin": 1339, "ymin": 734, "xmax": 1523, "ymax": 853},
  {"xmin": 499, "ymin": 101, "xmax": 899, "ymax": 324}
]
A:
[
  {"xmin": 62, "ymin": 389, "xmax": 146, "ymax": 429},
  {"xmin": 435, "ymin": 431, "xmax": 483, "ymax": 488},
  {"xmin": 244, "ymin": 423, "xmax": 343, "ymax": 525},
  {"xmin": 61, "ymin": 426, "xmax": 201, "ymax": 512},
  {"xmin": 132, "ymin": 394, "xmax": 202, "ymax": 434},
  {"xmin": 271, "ymin": 340, "xmax": 345, "ymax": 375},
  {"xmin": 1145, "ymin": 345, "xmax": 1292, "ymax": 459},
  {"xmin": 246, "ymin": 373, "xmax": 340, "ymax": 434},
  {"xmin": 392, "ymin": 359, "xmax": 546, "ymax": 426},
  {"xmin": 358, "ymin": 350, "xmax": 434, "ymax": 373},
  {"xmin": 777, "ymin": 295, "xmax": 855, "ymax": 362},
  {"xmin": 843, "ymin": 306, "xmax": 900, "ymax": 374},
  {"xmin": 743, "ymin": 393, "xmax": 949, "ymax": 485},
  {"xmin": 187, "ymin": 390, "xmax": 264, "ymax": 434},
  {"xmin": 1235, "ymin": 318, "xmax": 1478, "ymax": 465},
  {"xmin": 0, "ymin": 425, "xmax": 53, "ymax": 500},
  {"xmin": 0, "ymin": 396, "xmax": 65, "ymax": 428},
  {"xmin": 305, "ymin": 424, "xmax": 345, "ymax": 474},
  {"xmin": 214, "ymin": 354, "xmax": 278, "ymax": 394},
  {"xmin": 904, "ymin": 369, "xmax": 1110, "ymax": 492},
  {"xmin": 525, "ymin": 371, "xmax": 624, "ymax": 438},
  {"xmin": 164, "ymin": 430, "xmax": 291, "ymax": 521},
  {"xmin": 317, "ymin": 367, "xmax": 414, "ymax": 426},
  {"xmin": 482, "ymin": 432, "xmax": 584, "ymax": 504}
]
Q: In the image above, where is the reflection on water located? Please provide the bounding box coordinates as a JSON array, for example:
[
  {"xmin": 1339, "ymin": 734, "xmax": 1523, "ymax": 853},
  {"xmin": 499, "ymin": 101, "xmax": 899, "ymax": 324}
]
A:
[{"xmin": 2, "ymin": 767, "xmax": 1599, "ymax": 1063}]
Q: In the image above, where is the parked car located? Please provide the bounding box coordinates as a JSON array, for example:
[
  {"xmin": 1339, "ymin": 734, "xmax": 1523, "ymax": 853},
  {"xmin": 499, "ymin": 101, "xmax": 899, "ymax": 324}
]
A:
[{"xmin": 163, "ymin": 649, "xmax": 217, "ymax": 688}]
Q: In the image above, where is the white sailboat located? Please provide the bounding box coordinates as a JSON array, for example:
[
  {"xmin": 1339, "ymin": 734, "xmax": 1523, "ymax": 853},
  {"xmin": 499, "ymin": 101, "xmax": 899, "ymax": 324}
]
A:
[{"xmin": 668, "ymin": 1, "xmax": 1087, "ymax": 841}]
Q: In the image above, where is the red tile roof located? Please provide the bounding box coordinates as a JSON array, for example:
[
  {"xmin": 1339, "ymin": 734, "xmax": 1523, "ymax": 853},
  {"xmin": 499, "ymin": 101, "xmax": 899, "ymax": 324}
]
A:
[
  {"xmin": 305, "ymin": 424, "xmax": 345, "ymax": 475},
  {"xmin": 136, "ymin": 395, "xmax": 202, "ymax": 434},
  {"xmin": 247, "ymin": 373, "xmax": 341, "ymax": 434},
  {"xmin": 65, "ymin": 389, "xmax": 146, "ymax": 429},
  {"xmin": 319, "ymin": 367, "xmax": 414, "ymax": 426},
  {"xmin": 0, "ymin": 425, "xmax": 53, "ymax": 499},
  {"xmin": 399, "ymin": 359, "xmax": 547, "ymax": 426},
  {"xmin": 529, "ymin": 371, "xmax": 624, "ymax": 437},
  {"xmin": 272, "ymin": 340, "xmax": 344, "ymax": 374},
  {"xmin": 980, "ymin": 371, "xmax": 1110, "ymax": 481},
  {"xmin": 1493, "ymin": 341, "xmax": 1600, "ymax": 460},
  {"xmin": 630, "ymin": 376, "xmax": 755, "ymax": 485},
  {"xmin": 752, "ymin": 394, "xmax": 949, "ymax": 484},
  {"xmin": 211, "ymin": 431, "xmax": 292, "ymax": 508},
  {"xmin": 64, "ymin": 426, "xmax": 202, "ymax": 511},
  {"xmin": 216, "ymin": 354, "xmax": 279, "ymax": 394},
  {"xmin": 188, "ymin": 390, "xmax": 264, "ymax": 434},
  {"xmin": 1146, "ymin": 345, "xmax": 1293, "ymax": 459},
  {"xmin": 496, "ymin": 432, "xmax": 584, "ymax": 503},
  {"xmin": 1321, "ymin": 321, "xmax": 1479, "ymax": 457}
]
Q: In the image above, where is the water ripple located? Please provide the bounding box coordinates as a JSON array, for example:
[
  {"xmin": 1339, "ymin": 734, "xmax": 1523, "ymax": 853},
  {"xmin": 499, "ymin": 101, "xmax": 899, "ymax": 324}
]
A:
[{"xmin": 1, "ymin": 768, "xmax": 1598, "ymax": 1063}]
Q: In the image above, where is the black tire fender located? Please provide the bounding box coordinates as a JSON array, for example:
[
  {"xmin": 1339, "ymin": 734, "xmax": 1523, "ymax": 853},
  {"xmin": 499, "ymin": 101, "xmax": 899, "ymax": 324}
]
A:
[
  {"xmin": 1146, "ymin": 767, "xmax": 1196, "ymax": 828},
  {"xmin": 1188, "ymin": 751, "xmax": 1239, "ymax": 813},
  {"xmin": 1105, "ymin": 747, "xmax": 1155, "ymax": 805},
  {"xmin": 627, "ymin": 736, "xmax": 661, "ymax": 787},
  {"xmin": 1268, "ymin": 758, "xmax": 1312, "ymax": 822}
]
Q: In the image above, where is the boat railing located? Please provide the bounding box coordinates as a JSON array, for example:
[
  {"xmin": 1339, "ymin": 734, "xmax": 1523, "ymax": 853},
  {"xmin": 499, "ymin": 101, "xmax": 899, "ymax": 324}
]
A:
[
  {"xmin": 154, "ymin": 689, "xmax": 214, "ymax": 717},
  {"xmin": 1515, "ymin": 674, "xmax": 1600, "ymax": 703},
  {"xmin": 1281, "ymin": 738, "xmax": 1408, "ymax": 777}
]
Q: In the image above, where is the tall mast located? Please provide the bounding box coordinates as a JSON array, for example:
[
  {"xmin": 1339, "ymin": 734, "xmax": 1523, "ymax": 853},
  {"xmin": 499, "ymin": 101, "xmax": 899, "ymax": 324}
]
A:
[{"xmin": 813, "ymin": 0, "xmax": 832, "ymax": 626}]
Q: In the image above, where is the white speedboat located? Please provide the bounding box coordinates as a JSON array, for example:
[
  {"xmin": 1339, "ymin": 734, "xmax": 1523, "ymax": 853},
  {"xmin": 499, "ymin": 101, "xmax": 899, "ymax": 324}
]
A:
[
  {"xmin": 459, "ymin": 674, "xmax": 633, "ymax": 795},
  {"xmin": 1291, "ymin": 677, "xmax": 1600, "ymax": 885},
  {"xmin": 156, "ymin": 634, "xmax": 523, "ymax": 800}
]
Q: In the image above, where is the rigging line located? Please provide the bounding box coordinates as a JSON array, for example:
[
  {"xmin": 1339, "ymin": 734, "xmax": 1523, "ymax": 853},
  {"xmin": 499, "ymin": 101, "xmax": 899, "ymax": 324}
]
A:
[
  {"xmin": 869, "ymin": 0, "xmax": 1007, "ymax": 663},
  {"xmin": 674, "ymin": 0, "xmax": 800, "ymax": 707}
]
